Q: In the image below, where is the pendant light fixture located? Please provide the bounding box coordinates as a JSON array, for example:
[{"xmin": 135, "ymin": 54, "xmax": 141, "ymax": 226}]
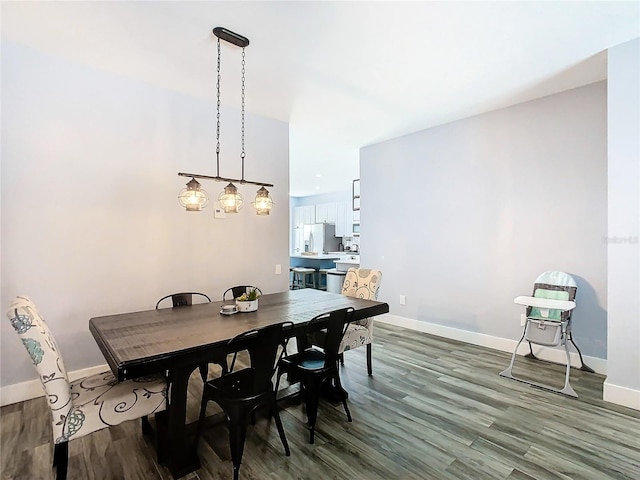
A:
[
  {"xmin": 252, "ymin": 186, "xmax": 273, "ymax": 215},
  {"xmin": 177, "ymin": 27, "xmax": 274, "ymax": 215},
  {"xmin": 178, "ymin": 177, "xmax": 209, "ymax": 211}
]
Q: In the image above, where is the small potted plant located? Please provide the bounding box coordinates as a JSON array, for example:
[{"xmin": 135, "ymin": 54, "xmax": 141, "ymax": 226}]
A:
[{"xmin": 235, "ymin": 287, "xmax": 260, "ymax": 312}]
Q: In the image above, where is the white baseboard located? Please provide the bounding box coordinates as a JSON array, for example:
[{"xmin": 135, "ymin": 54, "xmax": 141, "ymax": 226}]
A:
[
  {"xmin": 377, "ymin": 313, "xmax": 608, "ymax": 374},
  {"xmin": 0, "ymin": 364, "xmax": 109, "ymax": 407},
  {"xmin": 603, "ymin": 381, "xmax": 640, "ymax": 410}
]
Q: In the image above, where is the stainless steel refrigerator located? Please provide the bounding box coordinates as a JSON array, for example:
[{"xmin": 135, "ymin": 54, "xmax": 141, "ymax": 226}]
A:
[{"xmin": 303, "ymin": 223, "xmax": 341, "ymax": 254}]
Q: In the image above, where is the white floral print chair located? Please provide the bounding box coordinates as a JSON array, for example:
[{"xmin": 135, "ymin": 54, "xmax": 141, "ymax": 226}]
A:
[
  {"xmin": 339, "ymin": 268, "xmax": 382, "ymax": 375},
  {"xmin": 6, "ymin": 296, "xmax": 167, "ymax": 480}
]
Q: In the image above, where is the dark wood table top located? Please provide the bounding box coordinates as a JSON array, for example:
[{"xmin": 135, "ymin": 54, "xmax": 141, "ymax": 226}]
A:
[{"xmin": 90, "ymin": 289, "xmax": 389, "ymax": 381}]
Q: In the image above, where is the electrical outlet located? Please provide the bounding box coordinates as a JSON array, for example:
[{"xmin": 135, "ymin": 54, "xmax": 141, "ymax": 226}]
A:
[
  {"xmin": 520, "ymin": 314, "xmax": 527, "ymax": 327},
  {"xmin": 214, "ymin": 208, "xmax": 226, "ymax": 219},
  {"xmin": 399, "ymin": 295, "xmax": 406, "ymax": 305},
  {"xmin": 275, "ymin": 264, "xmax": 282, "ymax": 275}
]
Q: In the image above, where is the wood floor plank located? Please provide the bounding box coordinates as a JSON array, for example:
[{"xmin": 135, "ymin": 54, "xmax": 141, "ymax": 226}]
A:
[{"xmin": 2, "ymin": 323, "xmax": 640, "ymax": 479}]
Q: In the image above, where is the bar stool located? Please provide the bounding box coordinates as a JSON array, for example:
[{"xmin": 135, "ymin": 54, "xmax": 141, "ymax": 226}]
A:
[
  {"xmin": 318, "ymin": 268, "xmax": 328, "ymax": 291},
  {"xmin": 291, "ymin": 267, "xmax": 316, "ymax": 289}
]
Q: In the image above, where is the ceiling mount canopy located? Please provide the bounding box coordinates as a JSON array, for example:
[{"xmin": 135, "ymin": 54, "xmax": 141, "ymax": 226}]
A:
[
  {"xmin": 177, "ymin": 26, "xmax": 274, "ymax": 215},
  {"xmin": 212, "ymin": 27, "xmax": 249, "ymax": 48}
]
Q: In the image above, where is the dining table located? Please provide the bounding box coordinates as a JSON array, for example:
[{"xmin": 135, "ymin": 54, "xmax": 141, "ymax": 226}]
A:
[{"xmin": 89, "ymin": 288, "xmax": 390, "ymax": 479}]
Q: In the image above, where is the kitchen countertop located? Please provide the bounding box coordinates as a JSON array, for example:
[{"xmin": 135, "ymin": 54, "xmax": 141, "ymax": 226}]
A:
[
  {"xmin": 290, "ymin": 254, "xmax": 341, "ymax": 260},
  {"xmin": 334, "ymin": 258, "xmax": 360, "ymax": 265}
]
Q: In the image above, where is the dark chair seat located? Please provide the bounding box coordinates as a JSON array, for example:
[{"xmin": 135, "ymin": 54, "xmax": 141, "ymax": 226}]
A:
[
  {"xmin": 280, "ymin": 347, "xmax": 327, "ymax": 371},
  {"xmin": 207, "ymin": 368, "xmax": 269, "ymax": 401}
]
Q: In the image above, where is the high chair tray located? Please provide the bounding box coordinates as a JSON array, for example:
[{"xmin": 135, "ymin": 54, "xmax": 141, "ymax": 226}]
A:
[{"xmin": 514, "ymin": 296, "xmax": 576, "ymax": 310}]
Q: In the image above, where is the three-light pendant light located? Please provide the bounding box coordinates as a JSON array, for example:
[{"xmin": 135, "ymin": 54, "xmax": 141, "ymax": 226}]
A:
[{"xmin": 178, "ymin": 27, "xmax": 273, "ymax": 215}]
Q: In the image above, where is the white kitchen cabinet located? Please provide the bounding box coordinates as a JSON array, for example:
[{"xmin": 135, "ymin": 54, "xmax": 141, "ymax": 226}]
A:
[
  {"xmin": 316, "ymin": 202, "xmax": 337, "ymax": 224},
  {"xmin": 303, "ymin": 205, "xmax": 315, "ymax": 224},
  {"xmin": 293, "ymin": 206, "xmax": 304, "ymax": 227},
  {"xmin": 292, "ymin": 227, "xmax": 305, "ymax": 254},
  {"xmin": 315, "ymin": 203, "xmax": 328, "ymax": 223},
  {"xmin": 327, "ymin": 203, "xmax": 337, "ymax": 223}
]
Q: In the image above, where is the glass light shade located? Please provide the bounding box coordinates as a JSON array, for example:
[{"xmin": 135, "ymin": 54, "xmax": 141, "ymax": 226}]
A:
[
  {"xmin": 218, "ymin": 183, "xmax": 243, "ymax": 213},
  {"xmin": 178, "ymin": 178, "xmax": 209, "ymax": 211},
  {"xmin": 252, "ymin": 187, "xmax": 273, "ymax": 215}
]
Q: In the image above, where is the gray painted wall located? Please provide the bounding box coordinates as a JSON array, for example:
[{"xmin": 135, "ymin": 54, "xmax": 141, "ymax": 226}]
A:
[
  {"xmin": 606, "ymin": 38, "xmax": 640, "ymax": 393},
  {"xmin": 1, "ymin": 42, "xmax": 290, "ymax": 387},
  {"xmin": 361, "ymin": 82, "xmax": 608, "ymax": 358}
]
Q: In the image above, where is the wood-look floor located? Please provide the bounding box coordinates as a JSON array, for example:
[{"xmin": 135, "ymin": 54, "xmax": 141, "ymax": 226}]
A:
[{"xmin": 2, "ymin": 323, "xmax": 639, "ymax": 480}]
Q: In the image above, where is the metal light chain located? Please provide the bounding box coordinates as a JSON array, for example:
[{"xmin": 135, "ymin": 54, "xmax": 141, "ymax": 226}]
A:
[
  {"xmin": 240, "ymin": 47, "xmax": 246, "ymax": 181},
  {"xmin": 216, "ymin": 37, "xmax": 222, "ymax": 176}
]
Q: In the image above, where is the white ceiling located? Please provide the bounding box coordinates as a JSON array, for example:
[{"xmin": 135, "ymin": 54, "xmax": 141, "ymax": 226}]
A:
[{"xmin": 2, "ymin": 1, "xmax": 639, "ymax": 197}]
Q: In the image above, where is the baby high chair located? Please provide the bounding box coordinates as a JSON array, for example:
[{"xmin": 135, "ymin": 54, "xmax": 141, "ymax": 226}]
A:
[{"xmin": 500, "ymin": 271, "xmax": 593, "ymax": 397}]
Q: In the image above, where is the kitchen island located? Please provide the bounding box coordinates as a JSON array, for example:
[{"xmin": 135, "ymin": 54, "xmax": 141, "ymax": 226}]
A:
[
  {"xmin": 290, "ymin": 254, "xmax": 341, "ymax": 290},
  {"xmin": 290, "ymin": 254, "xmax": 341, "ymax": 269}
]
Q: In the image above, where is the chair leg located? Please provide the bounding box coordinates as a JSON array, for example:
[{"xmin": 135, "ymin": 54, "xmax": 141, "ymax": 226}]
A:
[
  {"xmin": 568, "ymin": 334, "xmax": 595, "ymax": 373},
  {"xmin": 218, "ymin": 355, "xmax": 229, "ymax": 376},
  {"xmin": 366, "ymin": 343, "xmax": 373, "ymax": 376},
  {"xmin": 53, "ymin": 442, "xmax": 68, "ymax": 480},
  {"xmin": 196, "ymin": 387, "xmax": 210, "ymax": 440},
  {"xmin": 333, "ymin": 374, "xmax": 352, "ymax": 422},
  {"xmin": 272, "ymin": 397, "xmax": 291, "ymax": 456},
  {"xmin": 524, "ymin": 340, "xmax": 537, "ymax": 359},
  {"xmin": 500, "ymin": 329, "xmax": 527, "ymax": 378},
  {"xmin": 141, "ymin": 415, "xmax": 152, "ymax": 436},
  {"xmin": 228, "ymin": 414, "xmax": 249, "ymax": 480},
  {"xmin": 303, "ymin": 380, "xmax": 321, "ymax": 444}
]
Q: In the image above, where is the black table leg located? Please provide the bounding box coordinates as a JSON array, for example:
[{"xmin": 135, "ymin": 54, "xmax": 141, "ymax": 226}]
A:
[{"xmin": 160, "ymin": 364, "xmax": 201, "ymax": 478}]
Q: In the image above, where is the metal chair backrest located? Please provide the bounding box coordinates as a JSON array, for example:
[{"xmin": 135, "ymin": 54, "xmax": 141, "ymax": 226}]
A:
[
  {"xmin": 227, "ymin": 321, "xmax": 293, "ymax": 394},
  {"xmin": 155, "ymin": 292, "xmax": 211, "ymax": 309},
  {"xmin": 303, "ymin": 307, "xmax": 355, "ymax": 367},
  {"xmin": 223, "ymin": 286, "xmax": 262, "ymax": 301}
]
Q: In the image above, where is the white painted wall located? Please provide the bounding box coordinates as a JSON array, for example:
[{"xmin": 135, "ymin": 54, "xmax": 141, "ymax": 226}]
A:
[
  {"xmin": 605, "ymin": 38, "xmax": 640, "ymax": 409},
  {"xmin": 1, "ymin": 42, "xmax": 290, "ymax": 388},
  {"xmin": 362, "ymin": 82, "xmax": 608, "ymax": 359}
]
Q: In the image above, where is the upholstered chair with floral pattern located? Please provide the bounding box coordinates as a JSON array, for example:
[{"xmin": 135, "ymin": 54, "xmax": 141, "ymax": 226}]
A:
[
  {"xmin": 7, "ymin": 295, "xmax": 167, "ymax": 480},
  {"xmin": 340, "ymin": 268, "xmax": 382, "ymax": 375}
]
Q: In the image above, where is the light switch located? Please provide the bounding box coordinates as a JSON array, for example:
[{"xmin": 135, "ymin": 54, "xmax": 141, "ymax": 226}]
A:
[{"xmin": 275, "ymin": 264, "xmax": 282, "ymax": 275}]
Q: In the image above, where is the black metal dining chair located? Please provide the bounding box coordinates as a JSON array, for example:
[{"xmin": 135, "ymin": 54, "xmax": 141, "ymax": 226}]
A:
[
  {"xmin": 155, "ymin": 291, "xmax": 211, "ymax": 309},
  {"xmin": 276, "ymin": 307, "xmax": 355, "ymax": 444},
  {"xmin": 155, "ymin": 292, "xmax": 228, "ymax": 380},
  {"xmin": 222, "ymin": 286, "xmax": 263, "ymax": 301},
  {"xmin": 197, "ymin": 321, "xmax": 293, "ymax": 480}
]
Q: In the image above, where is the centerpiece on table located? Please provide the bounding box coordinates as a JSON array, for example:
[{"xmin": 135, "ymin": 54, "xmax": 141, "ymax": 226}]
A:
[{"xmin": 235, "ymin": 287, "xmax": 260, "ymax": 312}]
